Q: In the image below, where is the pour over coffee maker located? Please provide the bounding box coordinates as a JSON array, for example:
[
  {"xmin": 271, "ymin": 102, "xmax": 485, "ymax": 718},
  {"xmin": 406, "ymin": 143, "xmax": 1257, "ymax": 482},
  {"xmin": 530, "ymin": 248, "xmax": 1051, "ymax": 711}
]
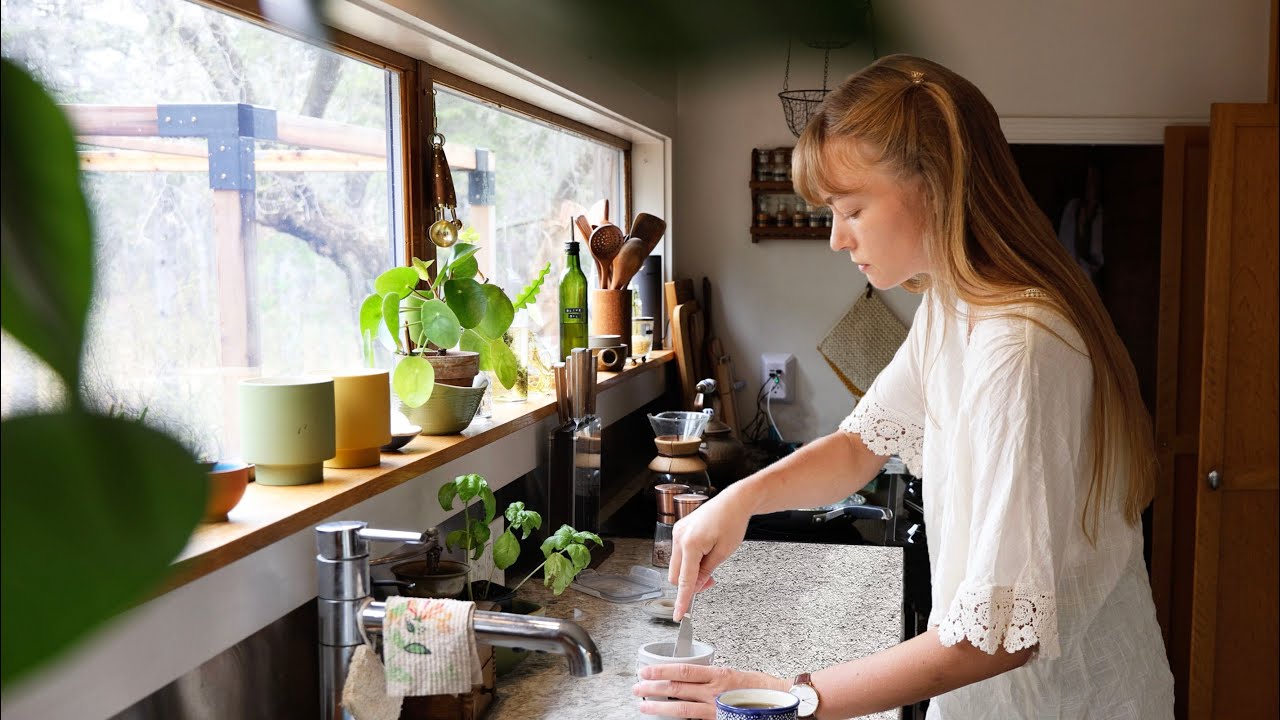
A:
[{"xmin": 646, "ymin": 410, "xmax": 715, "ymax": 496}]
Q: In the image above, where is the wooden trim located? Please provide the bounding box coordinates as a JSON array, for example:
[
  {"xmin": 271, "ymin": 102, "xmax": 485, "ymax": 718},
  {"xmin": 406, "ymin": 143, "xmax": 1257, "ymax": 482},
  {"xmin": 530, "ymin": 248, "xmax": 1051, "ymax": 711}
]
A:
[
  {"xmin": 275, "ymin": 113, "xmax": 386, "ymax": 156},
  {"xmin": 1270, "ymin": 0, "xmax": 1278, "ymax": 104},
  {"xmin": 79, "ymin": 149, "xmax": 389, "ymax": 173},
  {"xmin": 1151, "ymin": 125, "xmax": 1209, "ymax": 639},
  {"xmin": 194, "ymin": 0, "xmax": 417, "ymax": 71},
  {"xmin": 623, "ymin": 148, "xmax": 634, "ymax": 231},
  {"xmin": 428, "ymin": 66, "xmax": 633, "ymax": 152},
  {"xmin": 62, "ymin": 105, "xmax": 159, "ymax": 136},
  {"xmin": 160, "ymin": 352, "xmax": 673, "ymax": 594},
  {"xmin": 999, "ymin": 116, "xmax": 1207, "ymax": 145},
  {"xmin": 405, "ymin": 60, "xmax": 432, "ymax": 266}
]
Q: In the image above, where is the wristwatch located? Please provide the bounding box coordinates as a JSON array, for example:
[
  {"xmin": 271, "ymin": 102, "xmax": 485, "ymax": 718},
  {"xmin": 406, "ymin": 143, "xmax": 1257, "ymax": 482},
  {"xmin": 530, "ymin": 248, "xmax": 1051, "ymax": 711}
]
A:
[{"xmin": 789, "ymin": 672, "xmax": 820, "ymax": 718}]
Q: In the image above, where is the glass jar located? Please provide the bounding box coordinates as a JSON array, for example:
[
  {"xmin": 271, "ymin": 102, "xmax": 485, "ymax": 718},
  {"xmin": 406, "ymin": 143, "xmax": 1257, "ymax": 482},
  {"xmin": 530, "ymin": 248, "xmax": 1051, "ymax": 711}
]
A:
[
  {"xmin": 754, "ymin": 149, "xmax": 769, "ymax": 182},
  {"xmin": 652, "ymin": 514, "xmax": 675, "ymax": 567},
  {"xmin": 776, "ymin": 198, "xmax": 791, "ymax": 227},
  {"xmin": 491, "ymin": 308, "xmax": 531, "ymax": 403},
  {"xmin": 771, "ymin": 149, "xmax": 788, "ymax": 181},
  {"xmin": 632, "ymin": 316, "xmax": 654, "ymax": 358},
  {"xmin": 791, "ymin": 199, "xmax": 806, "ymax": 228},
  {"xmin": 755, "ymin": 197, "xmax": 770, "ymax": 227}
]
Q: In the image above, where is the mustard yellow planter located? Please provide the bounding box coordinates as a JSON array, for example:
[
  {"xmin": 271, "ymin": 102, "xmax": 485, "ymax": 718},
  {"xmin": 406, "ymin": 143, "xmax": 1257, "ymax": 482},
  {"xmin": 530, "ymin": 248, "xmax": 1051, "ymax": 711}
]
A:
[
  {"xmin": 325, "ymin": 369, "xmax": 391, "ymax": 469},
  {"xmin": 239, "ymin": 376, "xmax": 335, "ymax": 486}
]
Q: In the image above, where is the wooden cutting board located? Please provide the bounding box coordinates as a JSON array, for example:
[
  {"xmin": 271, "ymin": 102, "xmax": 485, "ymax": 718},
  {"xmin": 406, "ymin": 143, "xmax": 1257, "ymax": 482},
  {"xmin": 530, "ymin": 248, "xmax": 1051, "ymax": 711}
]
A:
[{"xmin": 670, "ymin": 301, "xmax": 699, "ymax": 408}]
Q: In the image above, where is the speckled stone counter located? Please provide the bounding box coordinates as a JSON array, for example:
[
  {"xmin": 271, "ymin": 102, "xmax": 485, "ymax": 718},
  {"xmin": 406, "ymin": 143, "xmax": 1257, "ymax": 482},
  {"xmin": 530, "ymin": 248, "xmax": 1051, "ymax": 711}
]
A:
[{"xmin": 487, "ymin": 538, "xmax": 903, "ymax": 720}]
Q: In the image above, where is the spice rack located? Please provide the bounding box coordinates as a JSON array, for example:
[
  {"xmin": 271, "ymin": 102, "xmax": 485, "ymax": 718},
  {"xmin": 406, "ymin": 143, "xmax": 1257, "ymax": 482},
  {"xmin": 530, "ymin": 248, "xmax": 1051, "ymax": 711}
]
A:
[{"xmin": 749, "ymin": 147, "xmax": 832, "ymax": 243}]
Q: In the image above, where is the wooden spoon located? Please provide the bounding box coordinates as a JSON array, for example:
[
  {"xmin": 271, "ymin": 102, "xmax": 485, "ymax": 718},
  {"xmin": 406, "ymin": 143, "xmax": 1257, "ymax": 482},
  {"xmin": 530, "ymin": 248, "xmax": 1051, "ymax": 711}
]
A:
[
  {"xmin": 611, "ymin": 236, "xmax": 648, "ymax": 290},
  {"xmin": 588, "ymin": 223, "xmax": 625, "ymax": 289},
  {"xmin": 574, "ymin": 215, "xmax": 605, "ymax": 278},
  {"xmin": 628, "ymin": 212, "xmax": 667, "ymax": 255}
]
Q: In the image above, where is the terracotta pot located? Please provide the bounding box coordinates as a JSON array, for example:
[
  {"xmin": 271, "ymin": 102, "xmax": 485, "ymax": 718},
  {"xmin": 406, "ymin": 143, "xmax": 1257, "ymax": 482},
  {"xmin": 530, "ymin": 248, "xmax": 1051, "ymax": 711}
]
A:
[
  {"xmin": 426, "ymin": 350, "xmax": 481, "ymax": 388},
  {"xmin": 203, "ymin": 461, "xmax": 250, "ymax": 522}
]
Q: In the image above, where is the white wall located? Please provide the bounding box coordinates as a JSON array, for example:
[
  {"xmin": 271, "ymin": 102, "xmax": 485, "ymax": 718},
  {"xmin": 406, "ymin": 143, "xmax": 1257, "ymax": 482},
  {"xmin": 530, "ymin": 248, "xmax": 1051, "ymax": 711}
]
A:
[{"xmin": 673, "ymin": 0, "xmax": 1271, "ymax": 442}]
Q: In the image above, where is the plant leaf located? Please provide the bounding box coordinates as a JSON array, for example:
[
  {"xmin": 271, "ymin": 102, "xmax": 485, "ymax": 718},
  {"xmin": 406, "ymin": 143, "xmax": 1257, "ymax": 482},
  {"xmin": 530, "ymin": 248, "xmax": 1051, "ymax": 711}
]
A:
[
  {"xmin": 460, "ymin": 329, "xmax": 493, "ymax": 371},
  {"xmin": 543, "ymin": 553, "xmax": 576, "ymax": 595},
  {"xmin": 444, "ymin": 529, "xmax": 467, "ymax": 553},
  {"xmin": 443, "ymin": 278, "xmax": 486, "ymax": 329},
  {"xmin": 475, "ymin": 284, "xmax": 514, "ymax": 340},
  {"xmin": 565, "ymin": 543, "xmax": 592, "ymax": 572},
  {"xmin": 517, "ymin": 510, "xmax": 542, "ymax": 539},
  {"xmin": 374, "ymin": 266, "xmax": 418, "ymax": 299},
  {"xmin": 493, "ymin": 530, "xmax": 520, "ymax": 571},
  {"xmin": 0, "ymin": 412, "xmax": 206, "ymax": 687},
  {"xmin": 418, "ymin": 299, "xmax": 461, "ymax": 350},
  {"xmin": 445, "ymin": 243, "xmax": 480, "ymax": 278},
  {"xmin": 572, "ymin": 530, "xmax": 604, "ymax": 547},
  {"xmin": 480, "ymin": 486, "xmax": 496, "ymax": 524},
  {"xmin": 512, "ymin": 262, "xmax": 552, "ymax": 311},
  {"xmin": 489, "ymin": 337, "xmax": 518, "ymax": 390},
  {"xmin": 454, "ymin": 473, "xmax": 486, "ymax": 503},
  {"xmin": 438, "ymin": 482, "xmax": 458, "ymax": 511},
  {"xmin": 403, "ymin": 642, "xmax": 432, "ymax": 655},
  {"xmin": 411, "ymin": 257, "xmax": 435, "ymax": 282},
  {"xmin": 358, "ymin": 294, "xmax": 383, "ymax": 344},
  {"xmin": 392, "ymin": 355, "xmax": 434, "ymax": 408},
  {"xmin": 504, "ymin": 501, "xmax": 525, "ymax": 522},
  {"xmin": 381, "ymin": 292, "xmax": 402, "ymax": 352},
  {"xmin": 0, "ymin": 59, "xmax": 94, "ymax": 396}
]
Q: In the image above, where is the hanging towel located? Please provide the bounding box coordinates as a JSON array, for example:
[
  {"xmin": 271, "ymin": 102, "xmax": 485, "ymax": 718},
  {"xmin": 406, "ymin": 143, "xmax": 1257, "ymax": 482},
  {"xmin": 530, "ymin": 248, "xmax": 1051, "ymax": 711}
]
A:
[
  {"xmin": 383, "ymin": 597, "xmax": 481, "ymax": 696},
  {"xmin": 341, "ymin": 643, "xmax": 403, "ymax": 720},
  {"xmin": 817, "ymin": 286, "xmax": 908, "ymax": 397}
]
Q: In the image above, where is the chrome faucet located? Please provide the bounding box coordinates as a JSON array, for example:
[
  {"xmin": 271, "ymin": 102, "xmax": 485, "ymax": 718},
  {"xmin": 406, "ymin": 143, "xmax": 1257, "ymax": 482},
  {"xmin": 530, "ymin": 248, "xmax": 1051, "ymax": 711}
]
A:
[{"xmin": 316, "ymin": 520, "xmax": 603, "ymax": 720}]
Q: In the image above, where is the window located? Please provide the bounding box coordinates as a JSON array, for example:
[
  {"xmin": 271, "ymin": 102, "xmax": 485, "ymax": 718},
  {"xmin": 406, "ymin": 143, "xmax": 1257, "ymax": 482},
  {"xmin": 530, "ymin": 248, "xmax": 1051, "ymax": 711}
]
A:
[
  {"xmin": 432, "ymin": 84, "xmax": 627, "ymax": 357},
  {"xmin": 0, "ymin": 0, "xmax": 405, "ymax": 459}
]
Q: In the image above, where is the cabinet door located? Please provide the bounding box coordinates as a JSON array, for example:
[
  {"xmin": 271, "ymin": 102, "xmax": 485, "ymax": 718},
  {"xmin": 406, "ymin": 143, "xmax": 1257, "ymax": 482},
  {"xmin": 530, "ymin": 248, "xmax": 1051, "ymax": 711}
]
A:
[{"xmin": 1190, "ymin": 102, "xmax": 1279, "ymax": 719}]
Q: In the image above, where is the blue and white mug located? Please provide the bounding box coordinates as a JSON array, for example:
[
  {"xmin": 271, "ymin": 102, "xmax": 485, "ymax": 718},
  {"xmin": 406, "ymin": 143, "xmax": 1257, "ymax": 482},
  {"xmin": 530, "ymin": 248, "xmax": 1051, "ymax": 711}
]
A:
[{"xmin": 715, "ymin": 688, "xmax": 800, "ymax": 720}]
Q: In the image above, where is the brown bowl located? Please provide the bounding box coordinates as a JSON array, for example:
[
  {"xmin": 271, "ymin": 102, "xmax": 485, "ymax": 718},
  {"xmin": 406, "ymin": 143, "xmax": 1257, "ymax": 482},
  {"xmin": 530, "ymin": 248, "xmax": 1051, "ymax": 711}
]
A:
[
  {"xmin": 203, "ymin": 461, "xmax": 251, "ymax": 522},
  {"xmin": 390, "ymin": 560, "xmax": 470, "ymax": 598}
]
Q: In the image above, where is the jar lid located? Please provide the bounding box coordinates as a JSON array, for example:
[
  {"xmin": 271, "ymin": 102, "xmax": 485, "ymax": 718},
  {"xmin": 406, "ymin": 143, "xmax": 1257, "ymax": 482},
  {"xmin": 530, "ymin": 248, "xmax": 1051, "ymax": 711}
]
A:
[
  {"xmin": 654, "ymin": 483, "xmax": 691, "ymax": 514},
  {"xmin": 673, "ymin": 493, "xmax": 708, "ymax": 520}
]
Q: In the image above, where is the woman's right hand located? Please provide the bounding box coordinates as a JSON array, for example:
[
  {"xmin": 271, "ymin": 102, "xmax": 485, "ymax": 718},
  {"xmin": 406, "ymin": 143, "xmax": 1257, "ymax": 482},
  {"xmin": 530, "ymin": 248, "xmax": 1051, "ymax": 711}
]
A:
[{"xmin": 668, "ymin": 486, "xmax": 756, "ymax": 620}]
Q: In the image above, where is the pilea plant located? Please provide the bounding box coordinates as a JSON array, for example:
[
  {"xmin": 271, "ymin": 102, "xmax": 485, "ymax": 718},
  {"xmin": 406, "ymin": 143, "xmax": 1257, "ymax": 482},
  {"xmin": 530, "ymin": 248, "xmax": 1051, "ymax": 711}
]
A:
[{"xmin": 359, "ymin": 232, "xmax": 551, "ymax": 408}]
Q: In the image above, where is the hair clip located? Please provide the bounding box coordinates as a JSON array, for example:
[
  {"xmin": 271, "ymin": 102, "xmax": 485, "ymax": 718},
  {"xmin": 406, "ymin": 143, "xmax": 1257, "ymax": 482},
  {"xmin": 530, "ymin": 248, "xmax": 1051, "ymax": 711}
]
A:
[{"xmin": 909, "ymin": 70, "xmax": 925, "ymax": 85}]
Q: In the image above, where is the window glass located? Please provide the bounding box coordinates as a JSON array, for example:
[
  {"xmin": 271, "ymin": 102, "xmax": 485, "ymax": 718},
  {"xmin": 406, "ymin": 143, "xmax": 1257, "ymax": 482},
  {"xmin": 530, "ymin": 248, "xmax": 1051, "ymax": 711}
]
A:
[
  {"xmin": 433, "ymin": 86, "xmax": 625, "ymax": 357},
  {"xmin": 0, "ymin": 0, "xmax": 404, "ymax": 459}
]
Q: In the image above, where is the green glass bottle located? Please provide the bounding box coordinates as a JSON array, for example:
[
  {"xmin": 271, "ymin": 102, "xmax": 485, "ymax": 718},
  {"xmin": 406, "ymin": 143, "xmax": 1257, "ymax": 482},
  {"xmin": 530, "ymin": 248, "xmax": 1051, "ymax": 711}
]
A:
[{"xmin": 559, "ymin": 238, "xmax": 589, "ymax": 361}]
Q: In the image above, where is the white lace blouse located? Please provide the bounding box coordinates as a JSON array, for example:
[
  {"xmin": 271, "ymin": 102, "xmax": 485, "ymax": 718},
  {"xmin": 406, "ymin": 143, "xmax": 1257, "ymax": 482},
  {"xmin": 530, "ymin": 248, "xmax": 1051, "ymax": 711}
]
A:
[{"xmin": 840, "ymin": 292, "xmax": 1173, "ymax": 719}]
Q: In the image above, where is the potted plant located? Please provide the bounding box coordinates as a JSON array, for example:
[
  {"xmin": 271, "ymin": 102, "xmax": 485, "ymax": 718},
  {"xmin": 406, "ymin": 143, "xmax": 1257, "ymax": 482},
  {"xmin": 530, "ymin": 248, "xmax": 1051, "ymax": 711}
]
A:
[
  {"xmin": 437, "ymin": 473, "xmax": 601, "ymax": 604},
  {"xmin": 358, "ymin": 234, "xmax": 549, "ymax": 434},
  {"xmin": 437, "ymin": 472, "xmax": 603, "ymax": 676}
]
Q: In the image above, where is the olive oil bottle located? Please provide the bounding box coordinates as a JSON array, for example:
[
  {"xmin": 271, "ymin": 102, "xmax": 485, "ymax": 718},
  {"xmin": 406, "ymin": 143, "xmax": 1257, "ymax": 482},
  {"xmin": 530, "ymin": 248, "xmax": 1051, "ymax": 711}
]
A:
[{"xmin": 559, "ymin": 229, "xmax": 588, "ymax": 361}]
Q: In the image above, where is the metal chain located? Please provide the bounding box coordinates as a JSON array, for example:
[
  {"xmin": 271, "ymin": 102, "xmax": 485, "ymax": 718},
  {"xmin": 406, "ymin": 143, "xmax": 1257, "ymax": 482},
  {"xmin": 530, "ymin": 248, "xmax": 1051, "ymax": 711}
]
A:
[
  {"xmin": 823, "ymin": 49, "xmax": 832, "ymax": 91},
  {"xmin": 782, "ymin": 38, "xmax": 792, "ymax": 91}
]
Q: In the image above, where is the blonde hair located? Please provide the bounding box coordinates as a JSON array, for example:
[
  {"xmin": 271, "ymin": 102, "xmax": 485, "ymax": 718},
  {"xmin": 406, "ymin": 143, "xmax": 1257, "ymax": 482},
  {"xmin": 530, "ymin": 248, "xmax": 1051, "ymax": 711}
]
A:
[{"xmin": 794, "ymin": 54, "xmax": 1156, "ymax": 539}]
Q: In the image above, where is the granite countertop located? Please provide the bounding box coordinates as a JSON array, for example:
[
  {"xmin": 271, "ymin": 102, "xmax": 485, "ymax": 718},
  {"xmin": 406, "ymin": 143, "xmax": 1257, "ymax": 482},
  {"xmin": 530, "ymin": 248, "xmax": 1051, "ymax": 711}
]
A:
[{"xmin": 487, "ymin": 537, "xmax": 903, "ymax": 720}]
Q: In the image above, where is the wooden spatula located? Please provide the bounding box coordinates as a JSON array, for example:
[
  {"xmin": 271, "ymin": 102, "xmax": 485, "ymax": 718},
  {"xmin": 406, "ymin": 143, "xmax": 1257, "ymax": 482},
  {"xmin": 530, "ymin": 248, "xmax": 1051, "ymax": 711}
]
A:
[{"xmin": 628, "ymin": 212, "xmax": 667, "ymax": 254}]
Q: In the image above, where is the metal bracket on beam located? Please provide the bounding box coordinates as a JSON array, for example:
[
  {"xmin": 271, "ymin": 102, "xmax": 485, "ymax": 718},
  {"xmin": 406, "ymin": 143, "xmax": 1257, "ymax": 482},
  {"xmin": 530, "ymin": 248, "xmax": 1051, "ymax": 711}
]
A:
[
  {"xmin": 469, "ymin": 148, "xmax": 496, "ymax": 205},
  {"xmin": 156, "ymin": 104, "xmax": 278, "ymax": 191}
]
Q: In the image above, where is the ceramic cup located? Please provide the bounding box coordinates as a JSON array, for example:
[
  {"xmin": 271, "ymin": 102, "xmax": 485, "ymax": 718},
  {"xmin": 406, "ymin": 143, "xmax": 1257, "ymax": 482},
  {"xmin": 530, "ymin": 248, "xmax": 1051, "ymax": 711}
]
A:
[
  {"xmin": 592, "ymin": 345, "xmax": 627, "ymax": 372},
  {"xmin": 715, "ymin": 689, "xmax": 800, "ymax": 720},
  {"xmin": 325, "ymin": 369, "xmax": 391, "ymax": 468},
  {"xmin": 636, "ymin": 640, "xmax": 715, "ymax": 720},
  {"xmin": 239, "ymin": 376, "xmax": 335, "ymax": 486}
]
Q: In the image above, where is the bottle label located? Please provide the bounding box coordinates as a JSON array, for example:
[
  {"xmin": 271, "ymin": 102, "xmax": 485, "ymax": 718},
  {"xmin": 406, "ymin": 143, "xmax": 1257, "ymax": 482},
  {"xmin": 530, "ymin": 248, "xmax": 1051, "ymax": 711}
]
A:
[{"xmin": 564, "ymin": 307, "xmax": 584, "ymax": 321}]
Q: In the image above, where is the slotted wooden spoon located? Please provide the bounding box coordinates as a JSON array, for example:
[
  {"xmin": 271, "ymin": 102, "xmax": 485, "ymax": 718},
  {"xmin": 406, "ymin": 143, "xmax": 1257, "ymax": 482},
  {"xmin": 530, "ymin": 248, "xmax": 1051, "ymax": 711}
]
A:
[{"xmin": 589, "ymin": 223, "xmax": 625, "ymax": 289}]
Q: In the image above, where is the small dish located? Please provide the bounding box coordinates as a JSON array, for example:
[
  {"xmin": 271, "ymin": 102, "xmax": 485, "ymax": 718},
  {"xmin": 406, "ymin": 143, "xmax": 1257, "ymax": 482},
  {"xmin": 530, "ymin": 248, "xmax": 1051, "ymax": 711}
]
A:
[
  {"xmin": 382, "ymin": 425, "xmax": 421, "ymax": 451},
  {"xmin": 641, "ymin": 597, "xmax": 678, "ymax": 622}
]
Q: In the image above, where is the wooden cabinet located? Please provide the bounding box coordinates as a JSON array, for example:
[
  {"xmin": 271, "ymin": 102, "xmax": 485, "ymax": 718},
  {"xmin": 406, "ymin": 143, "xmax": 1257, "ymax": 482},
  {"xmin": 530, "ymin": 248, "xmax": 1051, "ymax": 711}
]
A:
[{"xmin": 1152, "ymin": 104, "xmax": 1279, "ymax": 719}]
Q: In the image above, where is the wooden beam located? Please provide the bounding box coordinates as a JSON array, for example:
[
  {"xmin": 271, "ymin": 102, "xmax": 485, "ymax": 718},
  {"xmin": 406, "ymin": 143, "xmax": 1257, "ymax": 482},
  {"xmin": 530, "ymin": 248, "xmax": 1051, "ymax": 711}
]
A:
[
  {"xmin": 79, "ymin": 135, "xmax": 207, "ymax": 157},
  {"xmin": 79, "ymin": 149, "xmax": 392, "ymax": 173},
  {"xmin": 63, "ymin": 104, "xmax": 159, "ymax": 136}
]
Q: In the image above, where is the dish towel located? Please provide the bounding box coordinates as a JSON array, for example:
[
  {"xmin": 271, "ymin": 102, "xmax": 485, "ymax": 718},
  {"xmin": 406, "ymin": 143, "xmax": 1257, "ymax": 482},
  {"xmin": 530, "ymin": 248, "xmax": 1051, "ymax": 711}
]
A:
[
  {"xmin": 817, "ymin": 287, "xmax": 908, "ymax": 397},
  {"xmin": 383, "ymin": 596, "xmax": 481, "ymax": 696},
  {"xmin": 341, "ymin": 643, "xmax": 402, "ymax": 720}
]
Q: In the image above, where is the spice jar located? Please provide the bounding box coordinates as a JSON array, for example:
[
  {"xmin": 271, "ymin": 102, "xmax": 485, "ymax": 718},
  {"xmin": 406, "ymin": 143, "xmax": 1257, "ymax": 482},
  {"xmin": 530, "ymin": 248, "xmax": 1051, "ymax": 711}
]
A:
[
  {"xmin": 755, "ymin": 197, "xmax": 770, "ymax": 227},
  {"xmin": 776, "ymin": 198, "xmax": 791, "ymax": 227},
  {"xmin": 771, "ymin": 149, "xmax": 788, "ymax": 181},
  {"xmin": 791, "ymin": 198, "xmax": 807, "ymax": 228}
]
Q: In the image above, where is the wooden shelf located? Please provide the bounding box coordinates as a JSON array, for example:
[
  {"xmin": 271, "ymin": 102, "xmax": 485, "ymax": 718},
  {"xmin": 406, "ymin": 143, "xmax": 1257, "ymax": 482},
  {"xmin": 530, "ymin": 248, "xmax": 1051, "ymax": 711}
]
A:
[
  {"xmin": 749, "ymin": 225, "xmax": 831, "ymax": 242},
  {"xmin": 749, "ymin": 180, "xmax": 798, "ymax": 191}
]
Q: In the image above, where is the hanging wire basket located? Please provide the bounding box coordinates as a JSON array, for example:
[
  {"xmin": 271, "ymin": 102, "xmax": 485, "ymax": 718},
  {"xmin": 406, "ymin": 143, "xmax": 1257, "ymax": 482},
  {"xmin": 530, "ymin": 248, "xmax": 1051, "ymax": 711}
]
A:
[{"xmin": 778, "ymin": 88, "xmax": 830, "ymax": 137}]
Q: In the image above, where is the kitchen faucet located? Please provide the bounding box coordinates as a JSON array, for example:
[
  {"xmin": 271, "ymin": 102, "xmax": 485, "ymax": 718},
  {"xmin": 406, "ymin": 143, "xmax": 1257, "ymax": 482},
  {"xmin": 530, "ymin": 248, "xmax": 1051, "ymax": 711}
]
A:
[{"xmin": 316, "ymin": 520, "xmax": 603, "ymax": 720}]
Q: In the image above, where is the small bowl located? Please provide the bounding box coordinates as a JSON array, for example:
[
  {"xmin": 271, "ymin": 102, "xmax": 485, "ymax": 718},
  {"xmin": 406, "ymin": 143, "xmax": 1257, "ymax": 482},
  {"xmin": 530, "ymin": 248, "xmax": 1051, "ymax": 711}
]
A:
[
  {"xmin": 382, "ymin": 425, "xmax": 421, "ymax": 451},
  {"xmin": 589, "ymin": 334, "xmax": 624, "ymax": 349},
  {"xmin": 203, "ymin": 461, "xmax": 250, "ymax": 522},
  {"xmin": 640, "ymin": 597, "xmax": 678, "ymax": 622}
]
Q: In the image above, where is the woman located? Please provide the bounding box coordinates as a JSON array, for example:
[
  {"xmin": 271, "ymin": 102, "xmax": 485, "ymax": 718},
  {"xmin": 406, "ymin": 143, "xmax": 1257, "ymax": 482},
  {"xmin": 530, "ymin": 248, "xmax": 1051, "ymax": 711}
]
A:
[{"xmin": 634, "ymin": 55, "xmax": 1174, "ymax": 719}]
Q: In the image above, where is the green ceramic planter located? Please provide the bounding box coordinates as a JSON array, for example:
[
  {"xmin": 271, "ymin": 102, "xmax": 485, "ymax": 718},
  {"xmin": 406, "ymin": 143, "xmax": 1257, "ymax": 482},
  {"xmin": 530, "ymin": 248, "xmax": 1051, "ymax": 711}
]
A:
[
  {"xmin": 399, "ymin": 374, "xmax": 490, "ymax": 435},
  {"xmin": 239, "ymin": 376, "xmax": 335, "ymax": 486}
]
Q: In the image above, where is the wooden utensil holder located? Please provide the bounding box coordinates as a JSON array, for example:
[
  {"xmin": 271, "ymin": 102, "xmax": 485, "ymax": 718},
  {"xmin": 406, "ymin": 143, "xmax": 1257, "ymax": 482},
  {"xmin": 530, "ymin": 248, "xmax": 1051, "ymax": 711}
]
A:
[{"xmin": 589, "ymin": 289, "xmax": 632, "ymax": 356}]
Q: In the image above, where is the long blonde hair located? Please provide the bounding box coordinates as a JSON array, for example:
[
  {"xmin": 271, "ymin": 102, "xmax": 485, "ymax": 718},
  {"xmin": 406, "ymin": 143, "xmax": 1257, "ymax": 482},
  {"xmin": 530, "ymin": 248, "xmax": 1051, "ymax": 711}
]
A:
[{"xmin": 794, "ymin": 54, "xmax": 1155, "ymax": 539}]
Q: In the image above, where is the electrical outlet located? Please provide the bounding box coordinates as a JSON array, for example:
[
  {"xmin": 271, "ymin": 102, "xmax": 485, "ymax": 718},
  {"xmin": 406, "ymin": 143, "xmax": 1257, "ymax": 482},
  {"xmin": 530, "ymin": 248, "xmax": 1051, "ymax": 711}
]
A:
[{"xmin": 760, "ymin": 352, "xmax": 796, "ymax": 403}]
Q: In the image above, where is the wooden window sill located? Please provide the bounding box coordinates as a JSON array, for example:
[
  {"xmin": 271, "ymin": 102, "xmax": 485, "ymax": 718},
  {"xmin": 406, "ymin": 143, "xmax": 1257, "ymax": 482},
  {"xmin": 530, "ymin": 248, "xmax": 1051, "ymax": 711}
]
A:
[{"xmin": 164, "ymin": 351, "xmax": 672, "ymax": 593}]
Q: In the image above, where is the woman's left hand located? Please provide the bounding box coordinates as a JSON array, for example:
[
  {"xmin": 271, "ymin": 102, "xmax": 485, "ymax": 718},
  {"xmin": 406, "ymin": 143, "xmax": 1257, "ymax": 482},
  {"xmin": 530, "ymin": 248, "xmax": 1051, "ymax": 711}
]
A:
[{"xmin": 633, "ymin": 663, "xmax": 788, "ymax": 718}]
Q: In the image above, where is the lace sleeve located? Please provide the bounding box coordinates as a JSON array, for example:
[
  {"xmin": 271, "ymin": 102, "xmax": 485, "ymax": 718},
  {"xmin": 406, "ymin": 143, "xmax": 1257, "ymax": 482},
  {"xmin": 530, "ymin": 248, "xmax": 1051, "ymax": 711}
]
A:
[
  {"xmin": 839, "ymin": 400, "xmax": 923, "ymax": 474},
  {"xmin": 936, "ymin": 582, "xmax": 1060, "ymax": 660}
]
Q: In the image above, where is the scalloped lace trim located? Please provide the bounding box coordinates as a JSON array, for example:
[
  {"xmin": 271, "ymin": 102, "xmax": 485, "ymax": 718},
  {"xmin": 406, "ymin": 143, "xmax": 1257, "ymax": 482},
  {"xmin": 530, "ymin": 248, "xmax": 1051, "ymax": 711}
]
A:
[
  {"xmin": 937, "ymin": 583, "xmax": 1059, "ymax": 659},
  {"xmin": 838, "ymin": 399, "xmax": 924, "ymax": 474}
]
